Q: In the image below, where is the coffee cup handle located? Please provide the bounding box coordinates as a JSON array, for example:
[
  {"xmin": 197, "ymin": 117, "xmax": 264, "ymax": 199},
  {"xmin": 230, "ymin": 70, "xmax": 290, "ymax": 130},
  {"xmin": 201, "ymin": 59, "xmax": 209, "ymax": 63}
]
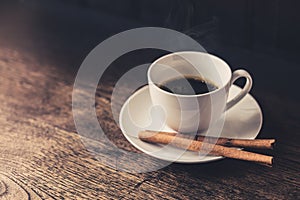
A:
[{"xmin": 226, "ymin": 69, "xmax": 253, "ymax": 110}]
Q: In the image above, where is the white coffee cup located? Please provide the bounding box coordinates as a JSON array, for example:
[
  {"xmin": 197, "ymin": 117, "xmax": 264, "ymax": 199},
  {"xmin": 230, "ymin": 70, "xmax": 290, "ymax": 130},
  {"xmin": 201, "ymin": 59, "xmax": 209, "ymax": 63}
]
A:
[{"xmin": 147, "ymin": 51, "xmax": 252, "ymax": 133}]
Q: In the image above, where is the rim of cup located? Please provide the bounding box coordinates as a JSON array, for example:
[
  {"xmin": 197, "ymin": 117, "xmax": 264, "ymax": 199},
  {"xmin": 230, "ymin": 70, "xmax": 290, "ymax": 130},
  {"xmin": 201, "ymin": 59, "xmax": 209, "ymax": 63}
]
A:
[{"xmin": 147, "ymin": 51, "xmax": 232, "ymax": 98}]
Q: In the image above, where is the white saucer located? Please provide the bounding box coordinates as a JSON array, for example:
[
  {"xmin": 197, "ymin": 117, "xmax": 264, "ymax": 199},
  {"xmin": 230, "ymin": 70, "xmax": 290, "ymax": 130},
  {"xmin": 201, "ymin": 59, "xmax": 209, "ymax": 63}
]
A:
[{"xmin": 119, "ymin": 85, "xmax": 263, "ymax": 163}]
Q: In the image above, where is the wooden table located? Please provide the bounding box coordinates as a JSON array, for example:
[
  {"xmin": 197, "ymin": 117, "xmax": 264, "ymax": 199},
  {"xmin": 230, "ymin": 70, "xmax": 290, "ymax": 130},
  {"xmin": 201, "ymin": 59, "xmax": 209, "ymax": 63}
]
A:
[{"xmin": 0, "ymin": 2, "xmax": 299, "ymax": 199}]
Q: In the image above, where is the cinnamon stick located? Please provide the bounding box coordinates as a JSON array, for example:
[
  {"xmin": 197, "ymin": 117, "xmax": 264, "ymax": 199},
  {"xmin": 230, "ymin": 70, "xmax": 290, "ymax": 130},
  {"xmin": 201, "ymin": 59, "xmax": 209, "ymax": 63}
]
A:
[
  {"xmin": 138, "ymin": 131, "xmax": 273, "ymax": 166},
  {"xmin": 144, "ymin": 130, "xmax": 275, "ymax": 149}
]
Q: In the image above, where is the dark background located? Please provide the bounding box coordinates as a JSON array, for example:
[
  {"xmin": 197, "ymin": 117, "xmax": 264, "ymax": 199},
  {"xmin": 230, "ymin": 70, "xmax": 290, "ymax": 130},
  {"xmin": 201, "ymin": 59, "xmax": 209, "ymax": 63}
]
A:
[
  {"xmin": 0, "ymin": 0, "xmax": 299, "ymax": 99},
  {"xmin": 2, "ymin": 0, "xmax": 300, "ymax": 50}
]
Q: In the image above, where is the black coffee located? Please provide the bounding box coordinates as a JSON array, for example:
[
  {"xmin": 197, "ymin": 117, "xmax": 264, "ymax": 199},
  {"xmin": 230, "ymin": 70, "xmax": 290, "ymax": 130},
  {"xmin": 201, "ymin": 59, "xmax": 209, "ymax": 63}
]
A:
[{"xmin": 158, "ymin": 76, "xmax": 218, "ymax": 95}]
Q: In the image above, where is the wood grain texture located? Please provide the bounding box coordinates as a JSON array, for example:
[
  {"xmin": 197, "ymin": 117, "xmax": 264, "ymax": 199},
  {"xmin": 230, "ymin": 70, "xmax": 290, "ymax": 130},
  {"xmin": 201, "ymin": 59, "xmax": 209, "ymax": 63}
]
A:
[
  {"xmin": 0, "ymin": 47, "xmax": 299, "ymax": 200},
  {"xmin": 0, "ymin": 173, "xmax": 42, "ymax": 200}
]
